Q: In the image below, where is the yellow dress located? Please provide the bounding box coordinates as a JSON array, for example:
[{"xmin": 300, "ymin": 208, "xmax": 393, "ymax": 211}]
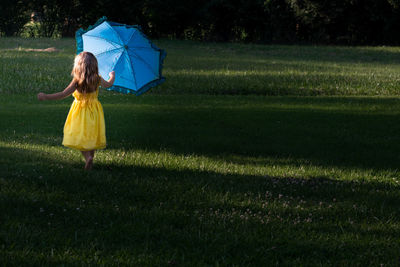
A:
[{"xmin": 62, "ymin": 87, "xmax": 106, "ymax": 151}]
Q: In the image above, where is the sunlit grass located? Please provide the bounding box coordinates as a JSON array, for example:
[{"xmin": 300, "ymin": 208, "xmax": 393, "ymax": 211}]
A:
[
  {"xmin": 2, "ymin": 37, "xmax": 400, "ymax": 95},
  {"xmin": 3, "ymin": 139, "xmax": 397, "ymax": 184}
]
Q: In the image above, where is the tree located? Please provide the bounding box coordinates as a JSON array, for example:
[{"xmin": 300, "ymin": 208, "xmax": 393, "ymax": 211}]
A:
[{"xmin": 0, "ymin": 0, "xmax": 28, "ymax": 36}]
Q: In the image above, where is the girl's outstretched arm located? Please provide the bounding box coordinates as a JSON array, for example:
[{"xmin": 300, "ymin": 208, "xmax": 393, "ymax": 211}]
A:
[
  {"xmin": 37, "ymin": 80, "xmax": 76, "ymax": 101},
  {"xmin": 100, "ymin": 71, "xmax": 115, "ymax": 88}
]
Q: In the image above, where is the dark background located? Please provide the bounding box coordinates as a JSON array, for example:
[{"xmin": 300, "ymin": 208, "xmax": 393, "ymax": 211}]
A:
[{"xmin": 3, "ymin": 0, "xmax": 400, "ymax": 45}]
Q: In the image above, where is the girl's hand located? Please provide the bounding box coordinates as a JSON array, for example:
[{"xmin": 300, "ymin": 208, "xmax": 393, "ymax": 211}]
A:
[
  {"xmin": 37, "ymin": 92, "xmax": 46, "ymax": 101},
  {"xmin": 101, "ymin": 71, "xmax": 116, "ymax": 88}
]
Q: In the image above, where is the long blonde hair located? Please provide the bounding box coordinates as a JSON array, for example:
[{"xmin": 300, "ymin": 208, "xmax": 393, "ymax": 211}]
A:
[{"xmin": 72, "ymin": 52, "xmax": 100, "ymax": 93}]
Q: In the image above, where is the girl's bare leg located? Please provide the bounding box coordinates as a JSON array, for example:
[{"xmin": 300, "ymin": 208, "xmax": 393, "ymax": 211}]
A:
[
  {"xmin": 81, "ymin": 151, "xmax": 94, "ymax": 170},
  {"xmin": 86, "ymin": 150, "xmax": 95, "ymax": 170},
  {"xmin": 81, "ymin": 151, "xmax": 88, "ymax": 161}
]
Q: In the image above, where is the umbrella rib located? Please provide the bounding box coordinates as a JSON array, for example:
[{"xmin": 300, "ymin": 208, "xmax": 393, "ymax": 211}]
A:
[
  {"xmin": 109, "ymin": 50, "xmax": 124, "ymax": 77},
  {"xmin": 94, "ymin": 47, "xmax": 124, "ymax": 58},
  {"xmin": 105, "ymin": 22, "xmax": 124, "ymax": 46},
  {"xmin": 128, "ymin": 51, "xmax": 159, "ymax": 77},
  {"xmin": 126, "ymin": 51, "xmax": 139, "ymax": 90},
  {"xmin": 126, "ymin": 28, "xmax": 138, "ymax": 45},
  {"xmin": 130, "ymin": 47, "xmax": 156, "ymax": 51},
  {"xmin": 126, "ymin": 31, "xmax": 154, "ymax": 51},
  {"xmin": 84, "ymin": 34, "xmax": 122, "ymax": 48}
]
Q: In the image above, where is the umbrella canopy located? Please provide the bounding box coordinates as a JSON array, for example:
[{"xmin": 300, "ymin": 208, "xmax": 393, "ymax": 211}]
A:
[{"xmin": 76, "ymin": 17, "xmax": 166, "ymax": 95}]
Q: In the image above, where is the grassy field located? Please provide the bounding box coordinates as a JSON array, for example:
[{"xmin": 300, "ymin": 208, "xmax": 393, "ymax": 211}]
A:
[
  {"xmin": 1, "ymin": 38, "xmax": 400, "ymax": 265},
  {"xmin": 3, "ymin": 37, "xmax": 400, "ymax": 96}
]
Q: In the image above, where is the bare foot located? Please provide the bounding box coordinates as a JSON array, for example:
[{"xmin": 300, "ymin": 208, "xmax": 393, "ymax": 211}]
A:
[{"xmin": 85, "ymin": 156, "xmax": 93, "ymax": 170}]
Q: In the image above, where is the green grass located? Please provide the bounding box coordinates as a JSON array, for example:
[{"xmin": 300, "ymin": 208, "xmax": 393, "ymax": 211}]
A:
[
  {"xmin": 2, "ymin": 37, "xmax": 400, "ymax": 96},
  {"xmin": 1, "ymin": 38, "xmax": 400, "ymax": 265}
]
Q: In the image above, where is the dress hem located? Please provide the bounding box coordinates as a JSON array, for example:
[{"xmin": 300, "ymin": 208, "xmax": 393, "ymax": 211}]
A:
[{"xmin": 63, "ymin": 144, "xmax": 106, "ymax": 151}]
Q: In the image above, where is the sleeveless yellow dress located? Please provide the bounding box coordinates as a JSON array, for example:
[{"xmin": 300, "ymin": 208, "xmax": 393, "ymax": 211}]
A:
[{"xmin": 62, "ymin": 87, "xmax": 106, "ymax": 151}]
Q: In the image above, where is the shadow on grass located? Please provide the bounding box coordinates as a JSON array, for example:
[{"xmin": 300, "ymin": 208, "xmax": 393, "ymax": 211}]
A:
[
  {"xmin": 160, "ymin": 71, "xmax": 379, "ymax": 96},
  {"xmin": 103, "ymin": 96, "xmax": 400, "ymax": 171},
  {"xmin": 3, "ymin": 96, "xmax": 400, "ymax": 172},
  {"xmin": 1, "ymin": 145, "xmax": 400, "ymax": 265}
]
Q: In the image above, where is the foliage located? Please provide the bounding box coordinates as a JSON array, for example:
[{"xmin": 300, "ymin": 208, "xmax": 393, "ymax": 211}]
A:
[
  {"xmin": 288, "ymin": 0, "xmax": 400, "ymax": 45},
  {"xmin": 3, "ymin": 0, "xmax": 400, "ymax": 44},
  {"xmin": 0, "ymin": 0, "xmax": 28, "ymax": 36}
]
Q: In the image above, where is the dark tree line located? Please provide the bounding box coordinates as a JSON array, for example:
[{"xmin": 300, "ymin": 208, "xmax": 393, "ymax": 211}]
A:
[{"xmin": 2, "ymin": 0, "xmax": 400, "ymax": 45}]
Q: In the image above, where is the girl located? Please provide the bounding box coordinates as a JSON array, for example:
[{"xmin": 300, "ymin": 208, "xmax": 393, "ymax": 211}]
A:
[{"xmin": 38, "ymin": 51, "xmax": 115, "ymax": 170}]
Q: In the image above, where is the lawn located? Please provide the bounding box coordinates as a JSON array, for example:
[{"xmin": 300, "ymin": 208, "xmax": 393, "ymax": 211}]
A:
[{"xmin": 1, "ymin": 38, "xmax": 400, "ymax": 265}]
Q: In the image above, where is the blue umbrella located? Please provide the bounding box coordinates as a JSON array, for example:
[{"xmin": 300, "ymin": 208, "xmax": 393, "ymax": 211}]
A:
[{"xmin": 76, "ymin": 17, "xmax": 166, "ymax": 95}]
